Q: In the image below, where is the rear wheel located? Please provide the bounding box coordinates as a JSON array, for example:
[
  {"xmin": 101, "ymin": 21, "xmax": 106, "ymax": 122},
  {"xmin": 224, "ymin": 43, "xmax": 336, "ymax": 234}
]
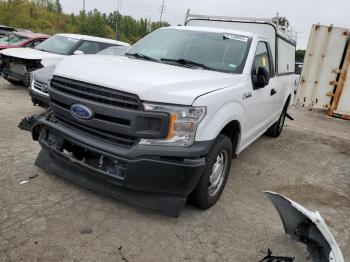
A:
[
  {"xmin": 266, "ymin": 103, "xmax": 288, "ymax": 138},
  {"xmin": 189, "ymin": 134, "xmax": 233, "ymax": 209},
  {"xmin": 4, "ymin": 77, "xmax": 23, "ymax": 86}
]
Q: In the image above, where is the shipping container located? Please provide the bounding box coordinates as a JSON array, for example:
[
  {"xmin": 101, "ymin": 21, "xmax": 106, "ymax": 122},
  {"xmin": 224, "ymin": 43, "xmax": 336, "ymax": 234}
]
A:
[{"xmin": 295, "ymin": 24, "xmax": 350, "ymax": 120}]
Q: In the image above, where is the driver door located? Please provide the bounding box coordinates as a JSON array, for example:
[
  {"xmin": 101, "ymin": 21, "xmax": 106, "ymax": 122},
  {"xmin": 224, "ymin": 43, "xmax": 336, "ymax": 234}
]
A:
[{"xmin": 243, "ymin": 41, "xmax": 277, "ymax": 143}]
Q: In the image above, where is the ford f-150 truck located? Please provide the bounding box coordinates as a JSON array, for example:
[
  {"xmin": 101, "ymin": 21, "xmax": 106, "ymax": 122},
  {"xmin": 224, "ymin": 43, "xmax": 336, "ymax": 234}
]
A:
[{"xmin": 22, "ymin": 14, "xmax": 296, "ymax": 217}]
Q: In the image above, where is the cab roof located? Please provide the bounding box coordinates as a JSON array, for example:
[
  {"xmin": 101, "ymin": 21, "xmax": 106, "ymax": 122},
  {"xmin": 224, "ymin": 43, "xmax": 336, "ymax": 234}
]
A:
[{"xmin": 165, "ymin": 26, "xmax": 259, "ymax": 39}]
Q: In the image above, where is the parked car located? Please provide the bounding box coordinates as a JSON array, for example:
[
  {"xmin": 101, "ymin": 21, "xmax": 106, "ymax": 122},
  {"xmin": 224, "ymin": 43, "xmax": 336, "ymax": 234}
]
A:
[
  {"xmin": 0, "ymin": 31, "xmax": 49, "ymax": 51},
  {"xmin": 29, "ymin": 65, "xmax": 55, "ymax": 108},
  {"xmin": 0, "ymin": 33, "xmax": 129, "ymax": 85},
  {"xmin": 21, "ymin": 15, "xmax": 296, "ymax": 217},
  {"xmin": 0, "ymin": 25, "xmax": 14, "ymax": 37},
  {"xmin": 29, "ymin": 45, "xmax": 130, "ymax": 107}
]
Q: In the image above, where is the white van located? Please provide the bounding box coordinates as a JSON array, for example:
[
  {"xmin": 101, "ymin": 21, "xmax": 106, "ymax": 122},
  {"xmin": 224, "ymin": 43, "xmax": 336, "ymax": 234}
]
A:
[{"xmin": 24, "ymin": 14, "xmax": 296, "ymax": 217}]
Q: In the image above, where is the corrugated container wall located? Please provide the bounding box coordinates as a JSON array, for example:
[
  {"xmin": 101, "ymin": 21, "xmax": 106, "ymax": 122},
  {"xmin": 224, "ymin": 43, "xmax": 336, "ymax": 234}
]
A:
[{"xmin": 295, "ymin": 24, "xmax": 350, "ymax": 120}]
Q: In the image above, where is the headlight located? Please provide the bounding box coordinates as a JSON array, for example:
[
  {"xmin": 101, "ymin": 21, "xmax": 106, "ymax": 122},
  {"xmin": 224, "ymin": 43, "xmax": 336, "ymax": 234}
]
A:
[{"xmin": 139, "ymin": 103, "xmax": 206, "ymax": 147}]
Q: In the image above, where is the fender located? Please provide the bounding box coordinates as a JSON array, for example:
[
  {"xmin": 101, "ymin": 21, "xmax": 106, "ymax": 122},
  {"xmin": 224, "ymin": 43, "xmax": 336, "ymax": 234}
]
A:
[{"xmin": 194, "ymin": 99, "xmax": 244, "ymax": 144}]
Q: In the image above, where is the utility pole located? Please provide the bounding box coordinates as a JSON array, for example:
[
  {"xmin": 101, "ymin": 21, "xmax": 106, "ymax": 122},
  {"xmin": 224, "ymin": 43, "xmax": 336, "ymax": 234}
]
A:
[
  {"xmin": 146, "ymin": 16, "xmax": 152, "ymax": 32},
  {"xmin": 115, "ymin": 0, "xmax": 122, "ymax": 41},
  {"xmin": 159, "ymin": 0, "xmax": 165, "ymax": 25},
  {"xmin": 83, "ymin": 0, "xmax": 86, "ymax": 13},
  {"xmin": 7, "ymin": 0, "xmax": 12, "ymax": 26},
  {"xmin": 185, "ymin": 9, "xmax": 190, "ymax": 24}
]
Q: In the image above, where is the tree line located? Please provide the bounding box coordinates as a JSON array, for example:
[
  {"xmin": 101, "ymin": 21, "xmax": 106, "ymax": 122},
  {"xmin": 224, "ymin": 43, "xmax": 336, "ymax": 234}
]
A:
[{"xmin": 0, "ymin": 0, "xmax": 169, "ymax": 43}]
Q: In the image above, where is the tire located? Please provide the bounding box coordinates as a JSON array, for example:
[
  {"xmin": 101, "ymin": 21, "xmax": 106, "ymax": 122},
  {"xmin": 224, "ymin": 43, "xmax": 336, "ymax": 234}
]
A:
[
  {"xmin": 266, "ymin": 102, "xmax": 288, "ymax": 138},
  {"xmin": 5, "ymin": 77, "xmax": 23, "ymax": 86},
  {"xmin": 189, "ymin": 134, "xmax": 233, "ymax": 209}
]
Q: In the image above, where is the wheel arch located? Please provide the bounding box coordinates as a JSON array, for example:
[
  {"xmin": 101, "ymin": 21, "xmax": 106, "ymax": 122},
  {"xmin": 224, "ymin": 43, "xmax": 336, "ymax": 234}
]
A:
[
  {"xmin": 219, "ymin": 120, "xmax": 241, "ymax": 158},
  {"xmin": 285, "ymin": 93, "xmax": 292, "ymax": 107}
]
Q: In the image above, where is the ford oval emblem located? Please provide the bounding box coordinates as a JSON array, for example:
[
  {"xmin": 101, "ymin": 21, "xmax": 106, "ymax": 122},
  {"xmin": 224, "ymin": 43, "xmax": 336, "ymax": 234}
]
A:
[{"xmin": 70, "ymin": 104, "xmax": 93, "ymax": 120}]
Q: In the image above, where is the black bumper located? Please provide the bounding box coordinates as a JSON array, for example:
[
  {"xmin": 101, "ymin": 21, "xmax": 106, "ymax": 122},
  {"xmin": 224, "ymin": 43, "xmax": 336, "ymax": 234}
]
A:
[
  {"xmin": 29, "ymin": 88, "xmax": 49, "ymax": 108},
  {"xmin": 1, "ymin": 68, "xmax": 30, "ymax": 86},
  {"xmin": 36, "ymin": 120, "xmax": 212, "ymax": 217}
]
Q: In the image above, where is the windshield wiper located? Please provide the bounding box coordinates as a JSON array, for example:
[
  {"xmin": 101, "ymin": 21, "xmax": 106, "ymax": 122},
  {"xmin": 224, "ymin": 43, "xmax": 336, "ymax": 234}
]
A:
[
  {"xmin": 160, "ymin": 58, "xmax": 211, "ymax": 70},
  {"xmin": 125, "ymin": 53, "xmax": 158, "ymax": 62}
]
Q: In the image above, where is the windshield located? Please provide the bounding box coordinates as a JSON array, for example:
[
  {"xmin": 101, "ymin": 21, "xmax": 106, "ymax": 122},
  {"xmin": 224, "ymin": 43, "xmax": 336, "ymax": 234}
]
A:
[
  {"xmin": 35, "ymin": 35, "xmax": 79, "ymax": 55},
  {"xmin": 0, "ymin": 33, "xmax": 28, "ymax": 46},
  {"xmin": 126, "ymin": 28, "xmax": 251, "ymax": 74}
]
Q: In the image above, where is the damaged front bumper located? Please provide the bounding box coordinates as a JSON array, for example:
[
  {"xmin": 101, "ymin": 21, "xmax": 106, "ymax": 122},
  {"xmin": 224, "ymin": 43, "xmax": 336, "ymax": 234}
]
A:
[
  {"xmin": 20, "ymin": 112, "xmax": 211, "ymax": 217},
  {"xmin": 265, "ymin": 192, "xmax": 344, "ymax": 262},
  {"xmin": 0, "ymin": 54, "xmax": 42, "ymax": 85}
]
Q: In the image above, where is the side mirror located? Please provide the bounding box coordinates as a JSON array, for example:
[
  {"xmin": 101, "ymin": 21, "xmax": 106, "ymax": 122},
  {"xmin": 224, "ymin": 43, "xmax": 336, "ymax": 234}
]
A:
[
  {"xmin": 74, "ymin": 50, "xmax": 84, "ymax": 55},
  {"xmin": 253, "ymin": 67, "xmax": 270, "ymax": 89}
]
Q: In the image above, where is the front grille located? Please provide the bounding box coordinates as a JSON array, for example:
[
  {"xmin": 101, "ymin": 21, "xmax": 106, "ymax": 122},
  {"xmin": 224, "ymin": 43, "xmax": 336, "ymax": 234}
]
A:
[
  {"xmin": 55, "ymin": 116, "xmax": 139, "ymax": 147},
  {"xmin": 51, "ymin": 76, "xmax": 142, "ymax": 110},
  {"xmin": 33, "ymin": 80, "xmax": 49, "ymax": 94},
  {"xmin": 51, "ymin": 99, "xmax": 131, "ymax": 126},
  {"xmin": 49, "ymin": 76, "xmax": 145, "ymax": 148}
]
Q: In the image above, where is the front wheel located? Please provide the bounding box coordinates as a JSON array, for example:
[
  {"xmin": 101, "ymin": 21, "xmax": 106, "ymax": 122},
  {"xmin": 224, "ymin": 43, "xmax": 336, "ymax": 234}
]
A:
[
  {"xmin": 189, "ymin": 134, "xmax": 233, "ymax": 209},
  {"xmin": 266, "ymin": 103, "xmax": 287, "ymax": 138}
]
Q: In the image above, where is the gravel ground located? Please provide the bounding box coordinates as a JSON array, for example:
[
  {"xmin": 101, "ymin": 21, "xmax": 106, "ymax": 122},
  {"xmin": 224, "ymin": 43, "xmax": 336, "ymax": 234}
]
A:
[{"xmin": 0, "ymin": 78, "xmax": 349, "ymax": 262}]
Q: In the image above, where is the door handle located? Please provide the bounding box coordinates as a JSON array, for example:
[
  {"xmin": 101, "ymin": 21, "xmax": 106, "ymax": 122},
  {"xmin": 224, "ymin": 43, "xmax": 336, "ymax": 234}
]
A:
[{"xmin": 271, "ymin": 89, "xmax": 277, "ymax": 96}]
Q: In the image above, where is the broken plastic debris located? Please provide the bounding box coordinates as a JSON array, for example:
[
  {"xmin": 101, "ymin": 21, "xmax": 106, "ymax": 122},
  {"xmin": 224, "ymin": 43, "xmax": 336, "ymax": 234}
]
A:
[{"xmin": 29, "ymin": 174, "xmax": 39, "ymax": 180}]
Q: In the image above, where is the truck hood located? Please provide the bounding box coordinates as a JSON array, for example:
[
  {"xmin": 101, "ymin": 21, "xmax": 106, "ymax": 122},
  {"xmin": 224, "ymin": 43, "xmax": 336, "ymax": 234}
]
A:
[
  {"xmin": 54, "ymin": 55, "xmax": 243, "ymax": 105},
  {"xmin": 0, "ymin": 47, "xmax": 64, "ymax": 60}
]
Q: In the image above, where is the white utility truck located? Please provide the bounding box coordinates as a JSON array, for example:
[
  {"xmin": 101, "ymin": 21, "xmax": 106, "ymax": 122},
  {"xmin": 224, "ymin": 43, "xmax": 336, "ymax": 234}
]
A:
[{"xmin": 23, "ymin": 14, "xmax": 296, "ymax": 217}]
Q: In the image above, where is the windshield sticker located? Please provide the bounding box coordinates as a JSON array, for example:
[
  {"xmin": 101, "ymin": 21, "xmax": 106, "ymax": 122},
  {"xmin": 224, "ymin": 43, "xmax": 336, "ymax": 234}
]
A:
[
  {"xmin": 223, "ymin": 34, "xmax": 248, "ymax": 42},
  {"xmin": 67, "ymin": 38, "xmax": 79, "ymax": 42}
]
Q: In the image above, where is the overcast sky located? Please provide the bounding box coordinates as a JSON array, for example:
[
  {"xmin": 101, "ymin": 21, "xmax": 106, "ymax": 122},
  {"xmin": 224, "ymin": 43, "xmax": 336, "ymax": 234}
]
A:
[{"xmin": 60, "ymin": 0, "xmax": 350, "ymax": 49}]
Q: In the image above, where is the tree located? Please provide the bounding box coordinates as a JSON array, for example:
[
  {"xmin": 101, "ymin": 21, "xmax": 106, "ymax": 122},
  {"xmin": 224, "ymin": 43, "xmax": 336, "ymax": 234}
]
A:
[
  {"xmin": 0, "ymin": 0, "xmax": 170, "ymax": 43},
  {"xmin": 55, "ymin": 0, "xmax": 62, "ymax": 13}
]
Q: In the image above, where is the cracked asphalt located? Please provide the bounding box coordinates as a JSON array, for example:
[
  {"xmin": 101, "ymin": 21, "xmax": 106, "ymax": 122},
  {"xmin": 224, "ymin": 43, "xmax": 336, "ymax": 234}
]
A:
[{"xmin": 0, "ymin": 78, "xmax": 349, "ymax": 261}]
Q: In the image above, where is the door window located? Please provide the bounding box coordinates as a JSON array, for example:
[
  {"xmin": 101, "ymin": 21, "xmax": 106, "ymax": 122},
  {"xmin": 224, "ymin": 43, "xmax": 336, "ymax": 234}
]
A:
[
  {"xmin": 252, "ymin": 42, "xmax": 271, "ymax": 77},
  {"xmin": 76, "ymin": 41, "xmax": 100, "ymax": 54},
  {"xmin": 25, "ymin": 40, "xmax": 43, "ymax": 48}
]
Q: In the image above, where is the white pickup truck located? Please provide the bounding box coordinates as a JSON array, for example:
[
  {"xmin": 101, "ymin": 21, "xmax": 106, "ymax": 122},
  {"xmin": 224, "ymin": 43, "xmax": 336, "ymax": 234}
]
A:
[{"xmin": 24, "ymin": 15, "xmax": 296, "ymax": 217}]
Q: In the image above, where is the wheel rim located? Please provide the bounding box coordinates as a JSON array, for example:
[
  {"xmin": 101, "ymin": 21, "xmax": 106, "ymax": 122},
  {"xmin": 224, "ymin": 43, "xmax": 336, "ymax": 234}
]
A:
[{"xmin": 208, "ymin": 150, "xmax": 228, "ymax": 197}]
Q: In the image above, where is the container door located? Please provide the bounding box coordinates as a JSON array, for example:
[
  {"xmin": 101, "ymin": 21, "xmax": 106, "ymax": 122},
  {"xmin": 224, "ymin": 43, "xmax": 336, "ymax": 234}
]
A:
[
  {"xmin": 336, "ymin": 72, "xmax": 350, "ymax": 118},
  {"xmin": 295, "ymin": 24, "xmax": 349, "ymax": 110}
]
